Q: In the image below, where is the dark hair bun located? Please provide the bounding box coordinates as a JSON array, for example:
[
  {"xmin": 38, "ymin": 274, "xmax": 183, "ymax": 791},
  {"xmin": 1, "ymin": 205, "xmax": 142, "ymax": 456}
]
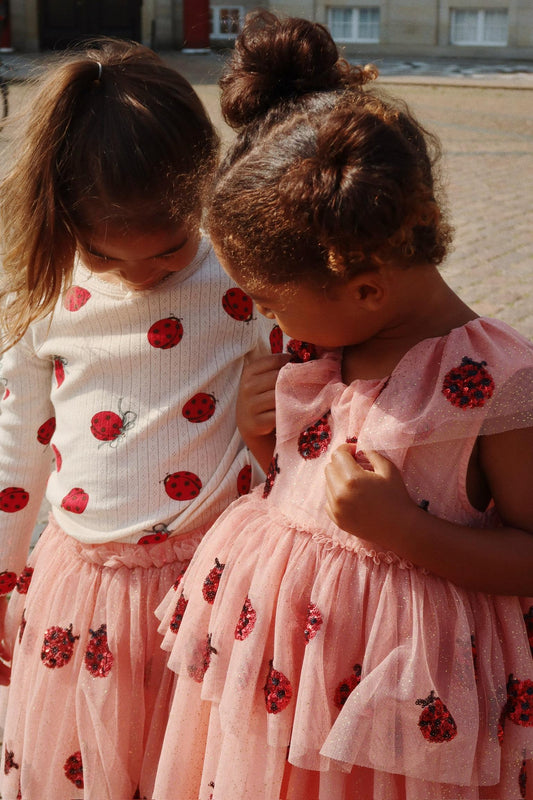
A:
[{"xmin": 220, "ymin": 10, "xmax": 375, "ymax": 129}]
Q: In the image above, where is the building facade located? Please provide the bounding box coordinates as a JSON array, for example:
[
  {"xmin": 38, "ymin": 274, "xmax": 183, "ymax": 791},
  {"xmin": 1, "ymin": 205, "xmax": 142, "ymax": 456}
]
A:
[{"xmin": 6, "ymin": 0, "xmax": 533, "ymax": 59}]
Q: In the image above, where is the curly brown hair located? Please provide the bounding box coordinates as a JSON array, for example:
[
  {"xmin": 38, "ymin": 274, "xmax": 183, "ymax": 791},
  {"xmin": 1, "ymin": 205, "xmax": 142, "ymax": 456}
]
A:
[
  {"xmin": 207, "ymin": 11, "xmax": 452, "ymax": 293},
  {"xmin": 0, "ymin": 38, "xmax": 219, "ymax": 351}
]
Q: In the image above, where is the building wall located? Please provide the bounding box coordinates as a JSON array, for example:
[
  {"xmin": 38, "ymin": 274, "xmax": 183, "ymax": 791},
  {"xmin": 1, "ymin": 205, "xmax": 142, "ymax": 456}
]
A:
[{"xmin": 9, "ymin": 0, "xmax": 533, "ymax": 56}]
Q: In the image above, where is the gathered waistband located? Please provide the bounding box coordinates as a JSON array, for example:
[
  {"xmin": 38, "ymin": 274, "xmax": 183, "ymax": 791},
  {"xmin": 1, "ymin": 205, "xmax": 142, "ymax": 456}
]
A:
[{"xmin": 43, "ymin": 514, "xmax": 209, "ymax": 570}]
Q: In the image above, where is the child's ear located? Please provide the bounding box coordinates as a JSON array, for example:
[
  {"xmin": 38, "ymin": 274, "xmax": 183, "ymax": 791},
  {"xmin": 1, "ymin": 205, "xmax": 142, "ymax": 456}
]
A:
[{"xmin": 348, "ymin": 274, "xmax": 386, "ymax": 310}]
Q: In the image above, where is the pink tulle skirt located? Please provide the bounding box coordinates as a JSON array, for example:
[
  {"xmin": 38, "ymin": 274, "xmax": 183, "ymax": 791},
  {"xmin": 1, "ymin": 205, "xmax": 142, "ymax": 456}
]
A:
[
  {"xmin": 0, "ymin": 515, "xmax": 207, "ymax": 800},
  {"xmin": 154, "ymin": 497, "xmax": 533, "ymax": 800}
]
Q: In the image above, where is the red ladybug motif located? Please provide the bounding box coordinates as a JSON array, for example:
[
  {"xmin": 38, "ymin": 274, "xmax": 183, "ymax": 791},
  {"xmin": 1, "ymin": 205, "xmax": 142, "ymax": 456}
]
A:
[
  {"xmin": 298, "ymin": 413, "xmax": 332, "ymax": 459},
  {"xmin": 164, "ymin": 471, "xmax": 202, "ymax": 501},
  {"xmin": 15, "ymin": 566, "xmax": 33, "ymax": 594},
  {"xmin": 90, "ymin": 399, "xmax": 136, "ymax": 444},
  {"xmin": 53, "ymin": 356, "xmax": 67, "ymax": 387},
  {"xmin": 2, "ymin": 386, "xmax": 9, "ymax": 401},
  {"xmin": 64, "ymin": 751, "xmax": 84, "ymax": 789},
  {"xmin": 287, "ymin": 340, "xmax": 318, "ymax": 363},
  {"xmin": 269, "ymin": 324, "xmax": 283, "ymax": 354},
  {"xmin": 85, "ymin": 624, "xmax": 114, "ymax": 678},
  {"xmin": 63, "ymin": 285, "xmax": 91, "ymax": 312},
  {"xmin": 506, "ymin": 674, "xmax": 533, "ymax": 727},
  {"xmin": 262, "ymin": 454, "xmax": 280, "ymax": 499},
  {"xmin": 334, "ymin": 663, "xmax": 362, "ymax": 708},
  {"xmin": 4, "ymin": 746, "xmax": 19, "ymax": 775},
  {"xmin": 264, "ymin": 660, "xmax": 292, "ymax": 714},
  {"xmin": 37, "ymin": 416, "xmax": 56, "ymax": 445},
  {"xmin": 222, "ymin": 288, "xmax": 253, "ymax": 322},
  {"xmin": 523, "ymin": 606, "xmax": 533, "ymax": 656},
  {"xmin": 61, "ymin": 487, "xmax": 89, "ymax": 514},
  {"xmin": 170, "ymin": 593, "xmax": 188, "ymax": 633},
  {"xmin": 52, "ymin": 444, "xmax": 62, "ymax": 471},
  {"xmin": 138, "ymin": 523, "xmax": 170, "ymax": 545},
  {"xmin": 202, "ymin": 558, "xmax": 225, "ymax": 604},
  {"xmin": 188, "ymin": 634, "xmax": 217, "ymax": 683},
  {"xmin": 237, "ymin": 464, "xmax": 252, "ymax": 496},
  {"xmin": 416, "ymin": 690, "xmax": 458, "ymax": 743},
  {"xmin": 304, "ymin": 603, "xmax": 323, "ymax": 643},
  {"xmin": 235, "ymin": 596, "xmax": 257, "ymax": 640},
  {"xmin": 147, "ymin": 315, "xmax": 183, "ymax": 349},
  {"xmin": 182, "ymin": 392, "xmax": 216, "ymax": 423},
  {"xmin": 173, "ymin": 568, "xmax": 186, "ymax": 591},
  {"xmin": 0, "ymin": 377, "xmax": 8, "ymax": 401},
  {"xmin": 442, "ymin": 357, "xmax": 495, "ymax": 409},
  {"xmin": 0, "ymin": 571, "xmax": 18, "ymax": 595},
  {"xmin": 0, "ymin": 487, "xmax": 29, "ymax": 514},
  {"xmin": 41, "ymin": 623, "xmax": 79, "ymax": 668}
]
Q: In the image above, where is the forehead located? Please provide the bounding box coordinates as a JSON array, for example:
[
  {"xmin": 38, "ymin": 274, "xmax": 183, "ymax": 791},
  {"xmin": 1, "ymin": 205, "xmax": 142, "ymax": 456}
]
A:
[{"xmin": 77, "ymin": 221, "xmax": 189, "ymax": 258}]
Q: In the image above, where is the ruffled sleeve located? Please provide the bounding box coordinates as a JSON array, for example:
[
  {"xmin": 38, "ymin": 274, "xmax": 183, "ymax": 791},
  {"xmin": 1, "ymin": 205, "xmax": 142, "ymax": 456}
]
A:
[{"xmin": 357, "ymin": 317, "xmax": 533, "ymax": 454}]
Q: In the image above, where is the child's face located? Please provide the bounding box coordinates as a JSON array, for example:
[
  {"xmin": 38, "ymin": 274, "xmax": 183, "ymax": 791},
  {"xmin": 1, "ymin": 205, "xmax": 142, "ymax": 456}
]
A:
[{"xmin": 76, "ymin": 221, "xmax": 200, "ymax": 291}]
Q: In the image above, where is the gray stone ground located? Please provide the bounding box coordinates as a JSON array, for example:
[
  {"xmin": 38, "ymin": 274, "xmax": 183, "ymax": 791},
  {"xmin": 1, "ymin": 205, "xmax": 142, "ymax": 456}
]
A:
[{"xmin": 1, "ymin": 51, "xmax": 532, "ymax": 536}]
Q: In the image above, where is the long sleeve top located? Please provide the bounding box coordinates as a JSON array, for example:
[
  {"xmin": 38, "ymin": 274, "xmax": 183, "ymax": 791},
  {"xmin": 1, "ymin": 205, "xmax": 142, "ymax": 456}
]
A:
[{"xmin": 0, "ymin": 237, "xmax": 272, "ymax": 586}]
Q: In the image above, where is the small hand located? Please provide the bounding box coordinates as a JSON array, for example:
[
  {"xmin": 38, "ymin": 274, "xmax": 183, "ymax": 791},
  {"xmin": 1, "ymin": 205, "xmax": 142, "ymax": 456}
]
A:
[
  {"xmin": 325, "ymin": 444, "xmax": 417, "ymax": 544},
  {"xmin": 236, "ymin": 353, "xmax": 291, "ymax": 443}
]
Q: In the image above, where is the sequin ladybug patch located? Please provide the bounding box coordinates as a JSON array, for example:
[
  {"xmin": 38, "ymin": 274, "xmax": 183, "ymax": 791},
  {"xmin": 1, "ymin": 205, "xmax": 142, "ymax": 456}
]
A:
[{"xmin": 442, "ymin": 357, "xmax": 495, "ymax": 408}]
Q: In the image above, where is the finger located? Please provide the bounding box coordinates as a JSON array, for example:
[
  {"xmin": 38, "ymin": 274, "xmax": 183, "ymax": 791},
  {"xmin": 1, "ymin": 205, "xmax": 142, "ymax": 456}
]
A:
[{"xmin": 363, "ymin": 450, "xmax": 396, "ymax": 477}]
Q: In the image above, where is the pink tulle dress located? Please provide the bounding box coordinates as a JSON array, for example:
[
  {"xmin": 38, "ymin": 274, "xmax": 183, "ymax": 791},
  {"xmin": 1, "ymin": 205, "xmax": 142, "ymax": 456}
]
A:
[{"xmin": 155, "ymin": 318, "xmax": 533, "ymax": 800}]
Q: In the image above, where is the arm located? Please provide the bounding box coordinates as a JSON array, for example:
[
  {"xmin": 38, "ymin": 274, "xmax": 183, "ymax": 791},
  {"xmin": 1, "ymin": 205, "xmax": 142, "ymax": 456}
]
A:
[
  {"xmin": 324, "ymin": 427, "xmax": 533, "ymax": 595},
  {"xmin": 236, "ymin": 353, "xmax": 291, "ymax": 473}
]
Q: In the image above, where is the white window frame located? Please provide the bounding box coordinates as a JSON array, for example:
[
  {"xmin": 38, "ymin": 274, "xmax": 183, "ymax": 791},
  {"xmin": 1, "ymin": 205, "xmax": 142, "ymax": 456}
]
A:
[
  {"xmin": 327, "ymin": 7, "xmax": 380, "ymax": 43},
  {"xmin": 450, "ymin": 9, "xmax": 508, "ymax": 46},
  {"xmin": 210, "ymin": 6, "xmax": 244, "ymax": 39}
]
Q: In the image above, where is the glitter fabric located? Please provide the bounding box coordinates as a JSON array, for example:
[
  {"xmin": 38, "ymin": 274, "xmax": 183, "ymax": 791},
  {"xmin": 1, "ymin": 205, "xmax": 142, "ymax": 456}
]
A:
[{"xmin": 155, "ymin": 317, "xmax": 533, "ymax": 800}]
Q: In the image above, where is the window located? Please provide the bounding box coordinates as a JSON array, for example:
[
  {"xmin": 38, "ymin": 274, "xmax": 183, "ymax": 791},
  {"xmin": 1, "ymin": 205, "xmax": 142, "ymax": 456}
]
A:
[
  {"xmin": 328, "ymin": 7, "xmax": 380, "ymax": 42},
  {"xmin": 450, "ymin": 9, "xmax": 508, "ymax": 46},
  {"xmin": 210, "ymin": 6, "xmax": 244, "ymax": 38}
]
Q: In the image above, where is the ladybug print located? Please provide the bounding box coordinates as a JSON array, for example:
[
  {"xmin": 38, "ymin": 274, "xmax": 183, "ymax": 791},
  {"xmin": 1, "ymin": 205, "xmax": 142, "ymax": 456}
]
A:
[
  {"xmin": 235, "ymin": 596, "xmax": 257, "ymax": 640},
  {"xmin": 0, "ymin": 571, "xmax": 18, "ymax": 595},
  {"xmin": 237, "ymin": 464, "xmax": 252, "ymax": 496},
  {"xmin": 18, "ymin": 610, "xmax": 26, "ymax": 644},
  {"xmin": 263, "ymin": 454, "xmax": 280, "ymax": 499},
  {"xmin": 1, "ymin": 377, "xmax": 9, "ymax": 401},
  {"xmin": 519, "ymin": 758, "xmax": 528, "ymax": 799},
  {"xmin": 173, "ymin": 568, "xmax": 186, "ymax": 591},
  {"xmin": 64, "ymin": 751, "xmax": 84, "ymax": 789},
  {"xmin": 0, "ymin": 487, "xmax": 29, "ymax": 514},
  {"xmin": 170, "ymin": 593, "xmax": 188, "ymax": 633},
  {"xmin": 61, "ymin": 487, "xmax": 89, "ymax": 514},
  {"xmin": 37, "ymin": 416, "xmax": 56, "ymax": 445},
  {"xmin": 90, "ymin": 399, "xmax": 136, "ymax": 444},
  {"xmin": 52, "ymin": 444, "xmax": 62, "ymax": 471},
  {"xmin": 506, "ymin": 674, "xmax": 533, "ymax": 727},
  {"xmin": 287, "ymin": 340, "xmax": 318, "ymax": 363},
  {"xmin": 188, "ymin": 634, "xmax": 217, "ymax": 682},
  {"xmin": 222, "ymin": 288, "xmax": 253, "ymax": 322},
  {"xmin": 269, "ymin": 324, "xmax": 283, "ymax": 354},
  {"xmin": 41, "ymin": 624, "xmax": 79, "ymax": 668},
  {"xmin": 164, "ymin": 471, "xmax": 202, "ymax": 501},
  {"xmin": 304, "ymin": 603, "xmax": 323, "ymax": 643},
  {"xmin": 138, "ymin": 523, "xmax": 170, "ymax": 545},
  {"xmin": 4, "ymin": 747, "xmax": 19, "ymax": 775},
  {"xmin": 497, "ymin": 704, "xmax": 506, "ymax": 746},
  {"xmin": 15, "ymin": 566, "xmax": 34, "ymax": 594},
  {"xmin": 85, "ymin": 624, "xmax": 114, "ymax": 678},
  {"xmin": 63, "ymin": 285, "xmax": 91, "ymax": 312},
  {"xmin": 523, "ymin": 606, "xmax": 533, "ymax": 656},
  {"xmin": 442, "ymin": 357, "xmax": 495, "ymax": 409},
  {"xmin": 202, "ymin": 558, "xmax": 225, "ymax": 604},
  {"xmin": 334, "ymin": 664, "xmax": 362, "ymax": 708},
  {"xmin": 416, "ymin": 690, "xmax": 458, "ymax": 743},
  {"xmin": 182, "ymin": 392, "xmax": 216, "ymax": 423},
  {"xmin": 298, "ymin": 412, "xmax": 332, "ymax": 459},
  {"xmin": 53, "ymin": 356, "xmax": 67, "ymax": 387},
  {"xmin": 264, "ymin": 660, "xmax": 292, "ymax": 714},
  {"xmin": 147, "ymin": 315, "xmax": 183, "ymax": 349}
]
